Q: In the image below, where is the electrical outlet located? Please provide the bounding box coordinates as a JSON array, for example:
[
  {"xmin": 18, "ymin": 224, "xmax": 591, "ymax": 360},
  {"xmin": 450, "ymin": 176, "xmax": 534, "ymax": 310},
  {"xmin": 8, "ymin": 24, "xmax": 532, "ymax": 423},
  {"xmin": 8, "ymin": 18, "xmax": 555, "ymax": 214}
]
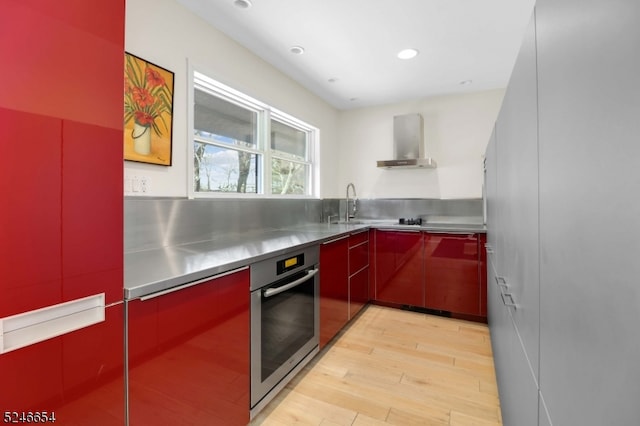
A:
[{"xmin": 140, "ymin": 176, "xmax": 149, "ymax": 193}]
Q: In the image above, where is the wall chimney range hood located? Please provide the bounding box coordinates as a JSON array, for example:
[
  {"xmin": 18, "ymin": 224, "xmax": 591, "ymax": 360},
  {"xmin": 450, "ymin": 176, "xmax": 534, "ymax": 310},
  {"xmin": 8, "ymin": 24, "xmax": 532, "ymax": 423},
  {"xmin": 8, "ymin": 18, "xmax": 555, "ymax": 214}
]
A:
[{"xmin": 377, "ymin": 113, "xmax": 437, "ymax": 169}]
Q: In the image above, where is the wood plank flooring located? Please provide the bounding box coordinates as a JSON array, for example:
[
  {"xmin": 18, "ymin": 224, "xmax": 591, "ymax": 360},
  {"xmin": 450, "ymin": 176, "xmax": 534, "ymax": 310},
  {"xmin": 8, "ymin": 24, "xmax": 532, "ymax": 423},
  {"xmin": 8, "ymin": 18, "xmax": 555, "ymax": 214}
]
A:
[{"xmin": 251, "ymin": 305, "xmax": 501, "ymax": 426}]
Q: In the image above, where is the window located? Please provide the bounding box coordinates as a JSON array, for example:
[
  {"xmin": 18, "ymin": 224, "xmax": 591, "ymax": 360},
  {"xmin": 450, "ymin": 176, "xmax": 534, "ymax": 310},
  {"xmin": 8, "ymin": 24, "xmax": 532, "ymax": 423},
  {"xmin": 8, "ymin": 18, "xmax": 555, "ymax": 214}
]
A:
[{"xmin": 192, "ymin": 71, "xmax": 317, "ymax": 197}]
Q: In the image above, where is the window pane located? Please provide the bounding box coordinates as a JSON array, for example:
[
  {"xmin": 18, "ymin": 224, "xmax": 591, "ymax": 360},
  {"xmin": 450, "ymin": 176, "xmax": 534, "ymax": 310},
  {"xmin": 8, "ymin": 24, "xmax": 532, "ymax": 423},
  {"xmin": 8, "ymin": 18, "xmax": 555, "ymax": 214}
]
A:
[
  {"xmin": 271, "ymin": 158, "xmax": 308, "ymax": 195},
  {"xmin": 271, "ymin": 119, "xmax": 306, "ymax": 161},
  {"xmin": 194, "ymin": 142, "xmax": 258, "ymax": 193},
  {"xmin": 194, "ymin": 89, "xmax": 257, "ymax": 149}
]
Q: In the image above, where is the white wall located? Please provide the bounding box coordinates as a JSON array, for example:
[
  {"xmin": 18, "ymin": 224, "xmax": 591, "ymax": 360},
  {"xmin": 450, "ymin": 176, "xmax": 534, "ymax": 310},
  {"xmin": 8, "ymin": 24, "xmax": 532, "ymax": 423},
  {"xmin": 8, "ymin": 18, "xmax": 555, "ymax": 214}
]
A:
[
  {"xmin": 336, "ymin": 90, "xmax": 505, "ymax": 199},
  {"xmin": 124, "ymin": 0, "xmax": 340, "ymax": 198},
  {"xmin": 125, "ymin": 0, "xmax": 503, "ymax": 200}
]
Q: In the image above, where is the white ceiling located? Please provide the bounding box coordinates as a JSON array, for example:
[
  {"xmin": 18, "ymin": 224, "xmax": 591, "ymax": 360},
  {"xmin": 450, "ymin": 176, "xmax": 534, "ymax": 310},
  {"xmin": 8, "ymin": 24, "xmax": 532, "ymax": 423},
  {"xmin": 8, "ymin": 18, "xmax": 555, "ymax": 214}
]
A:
[{"xmin": 177, "ymin": 0, "xmax": 536, "ymax": 110}]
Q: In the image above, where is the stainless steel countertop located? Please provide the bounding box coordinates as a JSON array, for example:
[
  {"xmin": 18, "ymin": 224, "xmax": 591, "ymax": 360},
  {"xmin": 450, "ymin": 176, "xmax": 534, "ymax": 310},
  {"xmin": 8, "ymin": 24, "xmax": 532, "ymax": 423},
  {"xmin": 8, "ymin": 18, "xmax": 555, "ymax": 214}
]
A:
[{"xmin": 124, "ymin": 219, "xmax": 485, "ymax": 300}]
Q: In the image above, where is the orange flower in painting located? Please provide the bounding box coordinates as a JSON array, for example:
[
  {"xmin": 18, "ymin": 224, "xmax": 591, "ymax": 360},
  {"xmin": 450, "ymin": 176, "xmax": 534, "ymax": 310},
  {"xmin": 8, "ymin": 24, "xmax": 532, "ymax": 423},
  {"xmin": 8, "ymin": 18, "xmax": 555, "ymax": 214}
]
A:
[
  {"xmin": 134, "ymin": 111, "xmax": 155, "ymax": 126},
  {"xmin": 145, "ymin": 67, "xmax": 165, "ymax": 88},
  {"xmin": 132, "ymin": 87, "xmax": 155, "ymax": 108},
  {"xmin": 124, "ymin": 53, "xmax": 173, "ymax": 137}
]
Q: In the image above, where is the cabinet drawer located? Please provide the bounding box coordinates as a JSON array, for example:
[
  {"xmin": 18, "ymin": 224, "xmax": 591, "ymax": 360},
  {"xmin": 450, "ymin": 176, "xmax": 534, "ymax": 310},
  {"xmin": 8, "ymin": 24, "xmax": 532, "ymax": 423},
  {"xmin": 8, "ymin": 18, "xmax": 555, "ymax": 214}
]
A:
[
  {"xmin": 349, "ymin": 229, "xmax": 369, "ymax": 247},
  {"xmin": 349, "ymin": 266, "xmax": 369, "ymax": 318},
  {"xmin": 349, "ymin": 241, "xmax": 369, "ymax": 274}
]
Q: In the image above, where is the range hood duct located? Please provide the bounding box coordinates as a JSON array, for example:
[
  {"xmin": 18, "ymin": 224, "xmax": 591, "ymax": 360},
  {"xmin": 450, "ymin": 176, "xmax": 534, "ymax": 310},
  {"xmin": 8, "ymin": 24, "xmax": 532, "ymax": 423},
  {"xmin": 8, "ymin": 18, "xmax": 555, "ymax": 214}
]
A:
[{"xmin": 376, "ymin": 113, "xmax": 437, "ymax": 169}]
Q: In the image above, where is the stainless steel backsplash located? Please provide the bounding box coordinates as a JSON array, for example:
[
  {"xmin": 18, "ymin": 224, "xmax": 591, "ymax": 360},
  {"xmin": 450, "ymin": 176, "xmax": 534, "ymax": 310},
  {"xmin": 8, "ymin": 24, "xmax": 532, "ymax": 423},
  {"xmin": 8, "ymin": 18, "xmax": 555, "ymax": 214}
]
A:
[
  {"xmin": 353, "ymin": 198, "xmax": 483, "ymax": 220},
  {"xmin": 125, "ymin": 197, "xmax": 322, "ymax": 252},
  {"xmin": 125, "ymin": 197, "xmax": 482, "ymax": 252}
]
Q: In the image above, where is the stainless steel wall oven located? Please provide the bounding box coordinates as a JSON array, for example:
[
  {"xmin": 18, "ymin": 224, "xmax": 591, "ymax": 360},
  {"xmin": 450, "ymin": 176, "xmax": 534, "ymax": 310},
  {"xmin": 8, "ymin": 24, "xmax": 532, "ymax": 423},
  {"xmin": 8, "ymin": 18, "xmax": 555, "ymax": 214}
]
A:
[{"xmin": 250, "ymin": 245, "xmax": 319, "ymax": 417}]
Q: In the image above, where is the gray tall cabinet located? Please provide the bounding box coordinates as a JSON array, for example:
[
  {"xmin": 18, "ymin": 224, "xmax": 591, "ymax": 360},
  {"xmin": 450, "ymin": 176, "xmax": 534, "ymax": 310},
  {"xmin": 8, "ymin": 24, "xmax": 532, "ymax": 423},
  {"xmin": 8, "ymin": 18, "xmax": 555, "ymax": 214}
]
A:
[{"xmin": 486, "ymin": 1, "xmax": 640, "ymax": 425}]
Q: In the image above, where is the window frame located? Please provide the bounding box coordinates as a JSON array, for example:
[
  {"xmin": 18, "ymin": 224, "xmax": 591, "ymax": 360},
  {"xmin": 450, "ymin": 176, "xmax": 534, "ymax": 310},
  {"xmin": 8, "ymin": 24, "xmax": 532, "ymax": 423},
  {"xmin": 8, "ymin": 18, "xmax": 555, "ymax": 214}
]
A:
[{"xmin": 188, "ymin": 68, "xmax": 318, "ymax": 199}]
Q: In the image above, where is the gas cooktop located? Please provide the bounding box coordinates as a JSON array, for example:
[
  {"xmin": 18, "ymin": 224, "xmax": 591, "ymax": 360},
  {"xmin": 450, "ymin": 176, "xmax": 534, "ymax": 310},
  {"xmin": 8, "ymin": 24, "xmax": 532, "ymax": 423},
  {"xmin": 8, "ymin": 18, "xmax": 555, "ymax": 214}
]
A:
[{"xmin": 398, "ymin": 218, "xmax": 423, "ymax": 226}]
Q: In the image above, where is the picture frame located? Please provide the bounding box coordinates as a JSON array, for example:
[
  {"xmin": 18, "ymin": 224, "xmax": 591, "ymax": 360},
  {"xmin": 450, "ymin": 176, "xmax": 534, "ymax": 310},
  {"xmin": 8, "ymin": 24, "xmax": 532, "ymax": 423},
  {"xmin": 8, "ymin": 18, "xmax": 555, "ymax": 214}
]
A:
[{"xmin": 124, "ymin": 52, "xmax": 174, "ymax": 166}]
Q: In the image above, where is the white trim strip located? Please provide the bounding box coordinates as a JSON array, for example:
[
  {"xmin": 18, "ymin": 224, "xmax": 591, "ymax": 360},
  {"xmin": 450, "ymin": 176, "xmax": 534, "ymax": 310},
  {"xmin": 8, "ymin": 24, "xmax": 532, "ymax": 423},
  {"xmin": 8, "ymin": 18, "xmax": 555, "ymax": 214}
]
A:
[{"xmin": 0, "ymin": 293, "xmax": 105, "ymax": 354}]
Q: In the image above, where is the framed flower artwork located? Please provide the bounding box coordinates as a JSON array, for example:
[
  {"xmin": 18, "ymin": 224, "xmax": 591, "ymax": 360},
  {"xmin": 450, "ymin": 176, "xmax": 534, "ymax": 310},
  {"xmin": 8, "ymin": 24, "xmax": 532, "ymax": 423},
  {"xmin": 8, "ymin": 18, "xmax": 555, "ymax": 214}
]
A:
[{"xmin": 124, "ymin": 52, "xmax": 174, "ymax": 165}]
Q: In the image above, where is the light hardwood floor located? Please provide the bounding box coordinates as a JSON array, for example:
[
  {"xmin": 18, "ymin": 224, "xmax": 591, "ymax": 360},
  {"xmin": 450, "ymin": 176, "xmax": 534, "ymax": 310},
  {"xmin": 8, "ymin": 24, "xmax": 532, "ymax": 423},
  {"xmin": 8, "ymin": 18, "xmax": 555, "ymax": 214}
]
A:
[{"xmin": 251, "ymin": 305, "xmax": 501, "ymax": 426}]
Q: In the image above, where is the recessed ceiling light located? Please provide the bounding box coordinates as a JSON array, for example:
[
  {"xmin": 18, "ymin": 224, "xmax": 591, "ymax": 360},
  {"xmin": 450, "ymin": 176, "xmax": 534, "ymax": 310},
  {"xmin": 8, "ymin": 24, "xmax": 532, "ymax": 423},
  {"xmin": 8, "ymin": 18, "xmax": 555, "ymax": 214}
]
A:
[
  {"xmin": 233, "ymin": 0, "xmax": 252, "ymax": 9},
  {"xmin": 459, "ymin": 79, "xmax": 473, "ymax": 86},
  {"xmin": 290, "ymin": 45, "xmax": 305, "ymax": 55},
  {"xmin": 397, "ymin": 48, "xmax": 419, "ymax": 60}
]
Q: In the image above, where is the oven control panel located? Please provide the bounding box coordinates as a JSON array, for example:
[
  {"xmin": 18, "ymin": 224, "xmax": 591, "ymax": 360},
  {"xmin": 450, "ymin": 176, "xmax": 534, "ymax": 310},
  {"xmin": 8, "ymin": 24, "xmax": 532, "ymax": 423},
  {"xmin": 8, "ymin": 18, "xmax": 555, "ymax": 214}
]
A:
[
  {"xmin": 250, "ymin": 245, "xmax": 319, "ymax": 291},
  {"xmin": 277, "ymin": 253, "xmax": 305, "ymax": 275}
]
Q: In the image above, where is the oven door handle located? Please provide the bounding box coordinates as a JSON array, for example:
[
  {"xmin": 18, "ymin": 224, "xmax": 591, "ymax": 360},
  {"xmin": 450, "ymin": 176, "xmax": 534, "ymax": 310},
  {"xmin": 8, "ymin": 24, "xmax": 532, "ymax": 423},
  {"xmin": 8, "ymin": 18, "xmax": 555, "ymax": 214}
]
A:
[{"xmin": 263, "ymin": 268, "xmax": 319, "ymax": 298}]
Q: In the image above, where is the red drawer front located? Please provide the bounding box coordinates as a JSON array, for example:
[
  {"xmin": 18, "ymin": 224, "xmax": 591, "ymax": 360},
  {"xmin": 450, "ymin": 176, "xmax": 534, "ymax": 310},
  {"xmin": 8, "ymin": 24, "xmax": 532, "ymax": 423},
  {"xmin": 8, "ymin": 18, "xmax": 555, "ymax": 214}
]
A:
[
  {"xmin": 349, "ymin": 266, "xmax": 369, "ymax": 318},
  {"xmin": 349, "ymin": 229, "xmax": 369, "ymax": 247},
  {"xmin": 349, "ymin": 241, "xmax": 369, "ymax": 275}
]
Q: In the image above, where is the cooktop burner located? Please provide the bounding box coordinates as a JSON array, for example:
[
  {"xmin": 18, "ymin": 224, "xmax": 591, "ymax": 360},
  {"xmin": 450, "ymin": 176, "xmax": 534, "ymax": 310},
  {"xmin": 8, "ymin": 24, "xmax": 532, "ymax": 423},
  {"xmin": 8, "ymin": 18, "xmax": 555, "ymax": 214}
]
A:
[{"xmin": 398, "ymin": 217, "xmax": 423, "ymax": 226}]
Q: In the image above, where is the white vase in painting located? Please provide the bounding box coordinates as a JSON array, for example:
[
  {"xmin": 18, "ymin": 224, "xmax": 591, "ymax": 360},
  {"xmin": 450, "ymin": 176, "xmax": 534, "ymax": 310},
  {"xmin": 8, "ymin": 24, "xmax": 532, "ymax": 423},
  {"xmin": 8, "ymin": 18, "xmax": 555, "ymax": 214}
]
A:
[{"xmin": 132, "ymin": 122, "xmax": 151, "ymax": 155}]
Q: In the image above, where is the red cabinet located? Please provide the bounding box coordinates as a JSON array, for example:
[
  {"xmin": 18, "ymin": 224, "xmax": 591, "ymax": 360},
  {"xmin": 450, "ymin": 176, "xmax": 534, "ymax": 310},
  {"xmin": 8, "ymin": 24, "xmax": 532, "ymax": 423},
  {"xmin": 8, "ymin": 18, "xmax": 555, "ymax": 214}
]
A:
[
  {"xmin": 424, "ymin": 233, "xmax": 481, "ymax": 316},
  {"xmin": 127, "ymin": 268, "xmax": 250, "ymax": 426},
  {"xmin": 371, "ymin": 229, "xmax": 487, "ymax": 320},
  {"xmin": 0, "ymin": 0, "xmax": 125, "ymax": 421},
  {"xmin": 319, "ymin": 236, "xmax": 349, "ymax": 348},
  {"xmin": 349, "ymin": 230, "xmax": 369, "ymax": 318},
  {"xmin": 374, "ymin": 229, "xmax": 424, "ymax": 306},
  {"xmin": 0, "ymin": 304, "xmax": 125, "ymax": 423}
]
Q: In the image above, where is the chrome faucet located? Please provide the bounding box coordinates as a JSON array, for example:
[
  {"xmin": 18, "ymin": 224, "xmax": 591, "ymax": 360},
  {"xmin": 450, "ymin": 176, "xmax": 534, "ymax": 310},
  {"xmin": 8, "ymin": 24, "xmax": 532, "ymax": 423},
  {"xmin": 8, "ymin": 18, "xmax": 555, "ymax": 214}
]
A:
[{"xmin": 345, "ymin": 183, "xmax": 357, "ymax": 222}]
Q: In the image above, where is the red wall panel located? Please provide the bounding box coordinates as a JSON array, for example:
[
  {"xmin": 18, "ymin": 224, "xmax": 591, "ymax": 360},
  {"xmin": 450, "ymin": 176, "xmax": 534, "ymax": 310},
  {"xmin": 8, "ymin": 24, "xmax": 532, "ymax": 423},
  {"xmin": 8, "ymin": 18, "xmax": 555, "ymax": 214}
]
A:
[
  {"xmin": 16, "ymin": 0, "xmax": 125, "ymax": 46},
  {"xmin": 62, "ymin": 120, "xmax": 123, "ymax": 303},
  {"xmin": 0, "ymin": 1, "xmax": 124, "ymax": 129},
  {"xmin": 0, "ymin": 107, "xmax": 63, "ymax": 317}
]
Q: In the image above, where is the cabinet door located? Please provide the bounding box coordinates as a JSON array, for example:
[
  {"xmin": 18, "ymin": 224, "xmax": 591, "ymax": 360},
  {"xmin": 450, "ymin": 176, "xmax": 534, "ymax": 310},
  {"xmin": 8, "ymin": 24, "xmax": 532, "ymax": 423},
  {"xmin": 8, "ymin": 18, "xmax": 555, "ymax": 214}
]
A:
[
  {"xmin": 0, "ymin": 0, "xmax": 124, "ymax": 128},
  {"xmin": 536, "ymin": 0, "xmax": 640, "ymax": 424},
  {"xmin": 478, "ymin": 234, "xmax": 487, "ymax": 317},
  {"xmin": 0, "ymin": 304, "xmax": 125, "ymax": 424},
  {"xmin": 424, "ymin": 233, "xmax": 480, "ymax": 315},
  {"xmin": 374, "ymin": 230, "xmax": 423, "ymax": 307},
  {"xmin": 495, "ymin": 11, "xmax": 540, "ymax": 380},
  {"xmin": 62, "ymin": 120, "xmax": 123, "ymax": 304},
  {"xmin": 0, "ymin": 108, "xmax": 62, "ymax": 317},
  {"xmin": 319, "ymin": 236, "xmax": 349, "ymax": 348},
  {"xmin": 128, "ymin": 268, "xmax": 250, "ymax": 426},
  {"xmin": 490, "ymin": 290, "xmax": 539, "ymax": 426},
  {"xmin": 484, "ymin": 127, "xmax": 499, "ymax": 269}
]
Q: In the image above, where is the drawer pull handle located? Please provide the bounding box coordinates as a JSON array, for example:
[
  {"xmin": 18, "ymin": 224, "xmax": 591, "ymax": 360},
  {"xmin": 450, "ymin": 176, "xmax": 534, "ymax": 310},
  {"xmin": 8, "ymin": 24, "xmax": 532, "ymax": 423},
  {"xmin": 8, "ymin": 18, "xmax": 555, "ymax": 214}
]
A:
[
  {"xmin": 501, "ymin": 292, "xmax": 517, "ymax": 309},
  {"xmin": 495, "ymin": 276, "xmax": 508, "ymax": 288}
]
